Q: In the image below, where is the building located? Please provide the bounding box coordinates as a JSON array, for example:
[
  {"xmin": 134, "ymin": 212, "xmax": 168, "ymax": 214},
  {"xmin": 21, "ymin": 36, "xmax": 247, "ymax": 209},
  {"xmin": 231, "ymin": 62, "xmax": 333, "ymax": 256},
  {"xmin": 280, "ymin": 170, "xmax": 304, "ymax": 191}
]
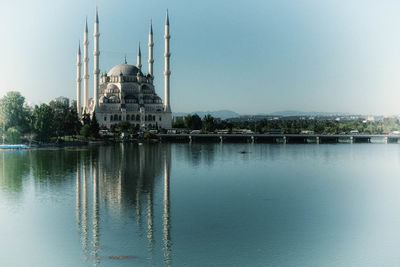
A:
[
  {"xmin": 55, "ymin": 96, "xmax": 70, "ymax": 106},
  {"xmin": 75, "ymin": 9, "xmax": 172, "ymax": 129}
]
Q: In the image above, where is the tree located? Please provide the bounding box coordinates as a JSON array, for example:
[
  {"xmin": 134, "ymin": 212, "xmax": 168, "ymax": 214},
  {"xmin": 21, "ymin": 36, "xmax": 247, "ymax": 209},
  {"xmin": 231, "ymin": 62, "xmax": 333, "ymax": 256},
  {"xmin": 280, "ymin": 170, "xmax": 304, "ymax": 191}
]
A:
[
  {"xmin": 49, "ymin": 101, "xmax": 71, "ymax": 138},
  {"xmin": 143, "ymin": 131, "xmax": 157, "ymax": 140},
  {"xmin": 118, "ymin": 121, "xmax": 131, "ymax": 132},
  {"xmin": 32, "ymin": 104, "xmax": 55, "ymax": 141},
  {"xmin": 90, "ymin": 112, "xmax": 100, "ymax": 138},
  {"xmin": 172, "ymin": 118, "xmax": 185, "ymax": 128},
  {"xmin": 65, "ymin": 107, "xmax": 82, "ymax": 137},
  {"xmin": 80, "ymin": 124, "xmax": 91, "ymax": 139},
  {"xmin": 82, "ymin": 112, "xmax": 91, "ymax": 126},
  {"xmin": 110, "ymin": 124, "xmax": 117, "ymax": 133},
  {"xmin": 0, "ymin": 91, "xmax": 31, "ymax": 133},
  {"xmin": 5, "ymin": 127, "xmax": 21, "ymax": 144},
  {"xmin": 184, "ymin": 114, "xmax": 202, "ymax": 130},
  {"xmin": 202, "ymin": 114, "xmax": 216, "ymax": 132}
]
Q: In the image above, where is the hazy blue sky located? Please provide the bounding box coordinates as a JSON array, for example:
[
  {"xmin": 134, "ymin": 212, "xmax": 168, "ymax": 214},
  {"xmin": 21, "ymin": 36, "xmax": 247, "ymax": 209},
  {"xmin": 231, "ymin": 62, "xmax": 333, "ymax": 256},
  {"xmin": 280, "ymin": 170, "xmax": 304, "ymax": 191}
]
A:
[{"xmin": 0, "ymin": 0, "xmax": 400, "ymax": 114}]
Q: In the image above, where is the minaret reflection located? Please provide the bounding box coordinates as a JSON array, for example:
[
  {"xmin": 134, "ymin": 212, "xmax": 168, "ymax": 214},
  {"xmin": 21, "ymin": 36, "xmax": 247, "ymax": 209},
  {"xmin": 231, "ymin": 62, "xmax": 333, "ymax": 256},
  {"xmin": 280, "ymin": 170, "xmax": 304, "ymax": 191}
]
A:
[
  {"xmin": 75, "ymin": 157, "xmax": 81, "ymax": 242},
  {"xmin": 92, "ymin": 161, "xmax": 100, "ymax": 266},
  {"xmin": 136, "ymin": 145, "xmax": 144, "ymax": 233},
  {"xmin": 163, "ymin": 148, "xmax": 172, "ymax": 267},
  {"xmin": 75, "ymin": 144, "xmax": 172, "ymax": 266},
  {"xmin": 82, "ymin": 161, "xmax": 89, "ymax": 259},
  {"xmin": 147, "ymin": 182, "xmax": 154, "ymax": 254}
]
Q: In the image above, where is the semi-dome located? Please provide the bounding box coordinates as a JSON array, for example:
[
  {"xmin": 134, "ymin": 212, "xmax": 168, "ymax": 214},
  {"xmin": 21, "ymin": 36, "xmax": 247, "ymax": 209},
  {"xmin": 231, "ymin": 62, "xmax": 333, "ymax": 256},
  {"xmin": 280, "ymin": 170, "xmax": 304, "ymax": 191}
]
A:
[
  {"xmin": 107, "ymin": 64, "xmax": 139, "ymax": 76},
  {"xmin": 154, "ymin": 95, "xmax": 163, "ymax": 104},
  {"xmin": 106, "ymin": 83, "xmax": 119, "ymax": 93},
  {"xmin": 99, "ymin": 96, "xmax": 107, "ymax": 103},
  {"xmin": 107, "ymin": 83, "xmax": 118, "ymax": 90}
]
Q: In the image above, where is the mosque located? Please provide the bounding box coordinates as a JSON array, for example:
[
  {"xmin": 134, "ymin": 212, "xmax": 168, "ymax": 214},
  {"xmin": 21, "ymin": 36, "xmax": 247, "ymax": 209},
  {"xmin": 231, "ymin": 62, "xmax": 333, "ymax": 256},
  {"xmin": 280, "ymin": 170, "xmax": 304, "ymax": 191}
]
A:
[{"xmin": 75, "ymin": 9, "xmax": 172, "ymax": 129}]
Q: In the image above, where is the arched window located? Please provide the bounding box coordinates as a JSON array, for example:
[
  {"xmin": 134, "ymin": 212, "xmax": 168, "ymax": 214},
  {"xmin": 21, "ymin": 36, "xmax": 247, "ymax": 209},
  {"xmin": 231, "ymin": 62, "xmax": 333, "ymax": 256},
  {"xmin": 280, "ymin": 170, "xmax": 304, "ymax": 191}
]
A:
[
  {"xmin": 136, "ymin": 115, "xmax": 140, "ymax": 121},
  {"xmin": 119, "ymin": 115, "xmax": 121, "ymax": 121},
  {"xmin": 110, "ymin": 115, "xmax": 113, "ymax": 121},
  {"xmin": 114, "ymin": 114, "xmax": 118, "ymax": 121},
  {"xmin": 153, "ymin": 115, "xmax": 156, "ymax": 121},
  {"xmin": 127, "ymin": 115, "xmax": 130, "ymax": 121}
]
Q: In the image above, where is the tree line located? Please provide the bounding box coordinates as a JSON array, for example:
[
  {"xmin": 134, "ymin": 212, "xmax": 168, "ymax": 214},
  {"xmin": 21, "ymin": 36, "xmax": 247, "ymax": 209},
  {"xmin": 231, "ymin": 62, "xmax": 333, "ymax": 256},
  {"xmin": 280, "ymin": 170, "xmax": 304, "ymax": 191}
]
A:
[
  {"xmin": 0, "ymin": 91, "xmax": 99, "ymax": 144},
  {"xmin": 173, "ymin": 114, "xmax": 400, "ymax": 134}
]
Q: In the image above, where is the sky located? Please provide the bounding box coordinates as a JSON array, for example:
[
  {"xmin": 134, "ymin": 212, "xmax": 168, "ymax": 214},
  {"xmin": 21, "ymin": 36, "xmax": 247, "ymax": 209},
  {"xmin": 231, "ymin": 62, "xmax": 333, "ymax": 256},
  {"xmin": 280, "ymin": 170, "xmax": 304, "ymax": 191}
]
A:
[{"xmin": 0, "ymin": 0, "xmax": 400, "ymax": 115}]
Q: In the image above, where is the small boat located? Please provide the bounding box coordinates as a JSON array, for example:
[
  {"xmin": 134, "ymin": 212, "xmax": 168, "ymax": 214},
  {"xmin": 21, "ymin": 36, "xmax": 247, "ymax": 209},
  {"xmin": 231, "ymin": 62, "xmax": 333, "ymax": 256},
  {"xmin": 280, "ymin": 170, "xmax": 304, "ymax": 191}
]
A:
[{"xmin": 0, "ymin": 144, "xmax": 29, "ymax": 149}]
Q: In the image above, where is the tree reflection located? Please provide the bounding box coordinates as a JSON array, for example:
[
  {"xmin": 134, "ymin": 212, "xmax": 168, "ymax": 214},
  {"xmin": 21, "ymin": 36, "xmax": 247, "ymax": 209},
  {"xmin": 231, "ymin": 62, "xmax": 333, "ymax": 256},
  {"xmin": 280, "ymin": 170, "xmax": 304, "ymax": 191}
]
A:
[
  {"xmin": 0, "ymin": 151, "xmax": 30, "ymax": 195},
  {"xmin": 75, "ymin": 144, "xmax": 172, "ymax": 266}
]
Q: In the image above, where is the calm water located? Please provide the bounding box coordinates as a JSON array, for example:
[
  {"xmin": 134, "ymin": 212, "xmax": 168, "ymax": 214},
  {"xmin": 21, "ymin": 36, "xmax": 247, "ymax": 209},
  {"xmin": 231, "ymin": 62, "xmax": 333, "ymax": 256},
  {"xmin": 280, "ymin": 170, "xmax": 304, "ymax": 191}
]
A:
[{"xmin": 1, "ymin": 143, "xmax": 400, "ymax": 266}]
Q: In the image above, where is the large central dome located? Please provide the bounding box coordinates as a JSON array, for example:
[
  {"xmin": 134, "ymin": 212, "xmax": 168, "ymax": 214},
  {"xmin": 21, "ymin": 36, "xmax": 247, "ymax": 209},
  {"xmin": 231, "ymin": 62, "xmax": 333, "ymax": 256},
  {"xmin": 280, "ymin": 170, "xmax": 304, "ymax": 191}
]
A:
[{"xmin": 107, "ymin": 64, "xmax": 140, "ymax": 76}]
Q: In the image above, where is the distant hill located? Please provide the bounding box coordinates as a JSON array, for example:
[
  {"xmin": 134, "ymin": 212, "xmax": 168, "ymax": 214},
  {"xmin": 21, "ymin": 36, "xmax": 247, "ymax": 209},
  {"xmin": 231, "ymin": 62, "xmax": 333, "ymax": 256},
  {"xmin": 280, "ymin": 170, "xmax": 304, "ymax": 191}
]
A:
[
  {"xmin": 173, "ymin": 110, "xmax": 240, "ymax": 120},
  {"xmin": 267, "ymin": 110, "xmax": 351, "ymax": 117},
  {"xmin": 173, "ymin": 109, "xmax": 358, "ymax": 120}
]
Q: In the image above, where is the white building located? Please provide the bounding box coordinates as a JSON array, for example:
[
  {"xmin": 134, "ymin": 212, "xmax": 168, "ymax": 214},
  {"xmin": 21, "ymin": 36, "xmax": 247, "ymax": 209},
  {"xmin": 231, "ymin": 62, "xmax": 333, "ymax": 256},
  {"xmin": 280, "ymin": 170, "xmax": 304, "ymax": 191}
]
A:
[
  {"xmin": 55, "ymin": 96, "xmax": 70, "ymax": 106},
  {"xmin": 75, "ymin": 9, "xmax": 172, "ymax": 129}
]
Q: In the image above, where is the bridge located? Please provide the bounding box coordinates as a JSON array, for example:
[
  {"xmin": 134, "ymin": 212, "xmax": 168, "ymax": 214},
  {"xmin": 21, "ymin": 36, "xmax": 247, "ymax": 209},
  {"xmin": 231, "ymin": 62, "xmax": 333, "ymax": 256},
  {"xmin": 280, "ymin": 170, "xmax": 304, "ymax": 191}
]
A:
[{"xmin": 158, "ymin": 133, "xmax": 400, "ymax": 144}]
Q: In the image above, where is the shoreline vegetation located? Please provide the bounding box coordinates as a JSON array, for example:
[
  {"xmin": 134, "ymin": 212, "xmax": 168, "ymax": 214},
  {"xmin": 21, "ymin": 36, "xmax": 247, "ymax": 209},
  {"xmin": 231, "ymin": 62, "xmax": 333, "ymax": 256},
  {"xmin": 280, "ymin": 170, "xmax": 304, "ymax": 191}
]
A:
[{"xmin": 1, "ymin": 91, "xmax": 400, "ymax": 147}]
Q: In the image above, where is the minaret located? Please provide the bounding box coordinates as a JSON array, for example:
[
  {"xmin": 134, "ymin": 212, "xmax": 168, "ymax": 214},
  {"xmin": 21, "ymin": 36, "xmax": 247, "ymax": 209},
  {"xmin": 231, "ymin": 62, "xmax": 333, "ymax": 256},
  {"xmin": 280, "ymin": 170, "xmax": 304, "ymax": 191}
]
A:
[
  {"xmin": 76, "ymin": 43, "xmax": 82, "ymax": 117},
  {"xmin": 164, "ymin": 10, "xmax": 171, "ymax": 112},
  {"xmin": 93, "ymin": 7, "xmax": 100, "ymax": 109},
  {"xmin": 83, "ymin": 18, "xmax": 89, "ymax": 112},
  {"xmin": 137, "ymin": 42, "xmax": 142, "ymax": 70},
  {"xmin": 148, "ymin": 20, "xmax": 154, "ymax": 76}
]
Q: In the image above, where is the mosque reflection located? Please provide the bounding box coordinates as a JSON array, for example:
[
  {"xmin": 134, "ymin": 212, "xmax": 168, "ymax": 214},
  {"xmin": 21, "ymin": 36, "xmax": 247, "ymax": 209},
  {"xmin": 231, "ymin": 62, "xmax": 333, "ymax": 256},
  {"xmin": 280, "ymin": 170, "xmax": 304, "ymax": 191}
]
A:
[{"xmin": 75, "ymin": 144, "xmax": 171, "ymax": 266}]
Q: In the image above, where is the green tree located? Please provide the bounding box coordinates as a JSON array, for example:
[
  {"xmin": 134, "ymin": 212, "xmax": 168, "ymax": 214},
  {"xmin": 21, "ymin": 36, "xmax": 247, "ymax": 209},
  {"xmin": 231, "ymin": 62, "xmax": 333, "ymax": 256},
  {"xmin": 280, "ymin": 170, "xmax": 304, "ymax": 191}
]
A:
[
  {"xmin": 80, "ymin": 124, "xmax": 91, "ymax": 139},
  {"xmin": 90, "ymin": 112, "xmax": 100, "ymax": 138},
  {"xmin": 143, "ymin": 131, "xmax": 157, "ymax": 140},
  {"xmin": 184, "ymin": 114, "xmax": 202, "ymax": 130},
  {"xmin": 202, "ymin": 114, "xmax": 216, "ymax": 132},
  {"xmin": 82, "ymin": 112, "xmax": 91, "ymax": 126},
  {"xmin": 172, "ymin": 118, "xmax": 185, "ymax": 128},
  {"xmin": 110, "ymin": 124, "xmax": 117, "ymax": 133},
  {"xmin": 65, "ymin": 107, "xmax": 82, "ymax": 137},
  {"xmin": 5, "ymin": 127, "xmax": 21, "ymax": 144},
  {"xmin": 0, "ymin": 91, "xmax": 31, "ymax": 133},
  {"xmin": 49, "ymin": 101, "xmax": 71, "ymax": 138},
  {"xmin": 118, "ymin": 121, "xmax": 131, "ymax": 132},
  {"xmin": 32, "ymin": 104, "xmax": 55, "ymax": 141}
]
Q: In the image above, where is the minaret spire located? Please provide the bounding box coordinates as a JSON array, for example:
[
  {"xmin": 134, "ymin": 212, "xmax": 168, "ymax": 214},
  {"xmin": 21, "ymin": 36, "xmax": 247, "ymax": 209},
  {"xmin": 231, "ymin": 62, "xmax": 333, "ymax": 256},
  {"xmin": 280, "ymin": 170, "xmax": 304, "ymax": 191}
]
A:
[
  {"xmin": 164, "ymin": 10, "xmax": 171, "ymax": 113},
  {"xmin": 83, "ymin": 17, "xmax": 89, "ymax": 113},
  {"xmin": 95, "ymin": 6, "xmax": 99, "ymax": 23},
  {"xmin": 137, "ymin": 42, "xmax": 142, "ymax": 69},
  {"xmin": 148, "ymin": 19, "xmax": 154, "ymax": 76},
  {"xmin": 93, "ymin": 7, "xmax": 100, "ymax": 109},
  {"xmin": 76, "ymin": 42, "xmax": 82, "ymax": 117}
]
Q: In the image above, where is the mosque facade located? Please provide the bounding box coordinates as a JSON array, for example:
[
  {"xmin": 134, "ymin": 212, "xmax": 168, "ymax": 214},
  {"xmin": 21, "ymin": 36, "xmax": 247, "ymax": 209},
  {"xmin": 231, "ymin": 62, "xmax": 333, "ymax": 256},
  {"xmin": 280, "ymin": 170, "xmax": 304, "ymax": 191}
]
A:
[{"xmin": 75, "ymin": 9, "xmax": 172, "ymax": 129}]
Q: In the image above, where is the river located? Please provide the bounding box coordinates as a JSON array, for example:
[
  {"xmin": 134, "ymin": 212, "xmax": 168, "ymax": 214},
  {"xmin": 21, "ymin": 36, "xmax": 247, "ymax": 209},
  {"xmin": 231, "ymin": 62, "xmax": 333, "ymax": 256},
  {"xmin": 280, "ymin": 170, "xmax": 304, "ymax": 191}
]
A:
[{"xmin": 1, "ymin": 143, "xmax": 400, "ymax": 266}]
